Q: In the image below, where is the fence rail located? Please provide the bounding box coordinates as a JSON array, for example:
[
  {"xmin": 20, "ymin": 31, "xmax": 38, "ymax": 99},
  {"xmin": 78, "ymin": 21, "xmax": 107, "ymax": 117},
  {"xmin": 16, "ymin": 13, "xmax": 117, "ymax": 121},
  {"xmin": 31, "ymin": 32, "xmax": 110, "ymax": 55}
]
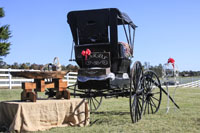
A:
[
  {"xmin": 180, "ymin": 80, "xmax": 200, "ymax": 88},
  {"xmin": 0, "ymin": 69, "xmax": 77, "ymax": 89}
]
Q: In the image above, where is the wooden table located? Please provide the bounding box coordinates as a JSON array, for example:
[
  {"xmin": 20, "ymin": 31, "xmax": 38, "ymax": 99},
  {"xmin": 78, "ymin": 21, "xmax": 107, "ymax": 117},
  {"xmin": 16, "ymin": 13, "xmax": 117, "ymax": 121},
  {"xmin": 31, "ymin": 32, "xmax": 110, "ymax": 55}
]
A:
[{"xmin": 11, "ymin": 71, "xmax": 70, "ymax": 102}]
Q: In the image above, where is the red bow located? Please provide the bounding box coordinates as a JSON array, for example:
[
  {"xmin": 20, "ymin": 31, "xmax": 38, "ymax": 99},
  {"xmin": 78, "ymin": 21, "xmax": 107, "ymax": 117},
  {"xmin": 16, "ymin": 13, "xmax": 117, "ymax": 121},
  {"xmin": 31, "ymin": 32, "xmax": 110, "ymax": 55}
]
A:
[
  {"xmin": 168, "ymin": 58, "xmax": 175, "ymax": 68},
  {"xmin": 81, "ymin": 49, "xmax": 91, "ymax": 60}
]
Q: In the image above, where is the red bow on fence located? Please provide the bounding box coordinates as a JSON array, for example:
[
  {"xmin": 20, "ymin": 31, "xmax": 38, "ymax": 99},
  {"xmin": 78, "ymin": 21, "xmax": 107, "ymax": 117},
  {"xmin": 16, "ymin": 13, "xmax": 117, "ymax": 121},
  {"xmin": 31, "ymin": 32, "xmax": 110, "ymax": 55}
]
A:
[
  {"xmin": 168, "ymin": 58, "xmax": 175, "ymax": 68},
  {"xmin": 81, "ymin": 49, "xmax": 91, "ymax": 60}
]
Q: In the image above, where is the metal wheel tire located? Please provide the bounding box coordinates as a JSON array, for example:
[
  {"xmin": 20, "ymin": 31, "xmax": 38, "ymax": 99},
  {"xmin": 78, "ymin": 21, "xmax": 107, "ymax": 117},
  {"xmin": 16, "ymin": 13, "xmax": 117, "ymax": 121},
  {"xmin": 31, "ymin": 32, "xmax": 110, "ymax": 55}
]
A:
[
  {"xmin": 132, "ymin": 61, "xmax": 143, "ymax": 90},
  {"xmin": 130, "ymin": 61, "xmax": 144, "ymax": 123},
  {"xmin": 142, "ymin": 70, "xmax": 162, "ymax": 115}
]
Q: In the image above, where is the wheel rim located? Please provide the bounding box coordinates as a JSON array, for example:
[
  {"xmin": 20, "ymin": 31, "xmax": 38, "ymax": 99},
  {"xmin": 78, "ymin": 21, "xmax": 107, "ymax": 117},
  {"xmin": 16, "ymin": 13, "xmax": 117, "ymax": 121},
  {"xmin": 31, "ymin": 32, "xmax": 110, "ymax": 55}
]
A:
[
  {"xmin": 132, "ymin": 61, "xmax": 143, "ymax": 90},
  {"xmin": 130, "ymin": 61, "xmax": 144, "ymax": 123},
  {"xmin": 130, "ymin": 93, "xmax": 144, "ymax": 123},
  {"xmin": 142, "ymin": 70, "xmax": 162, "ymax": 115}
]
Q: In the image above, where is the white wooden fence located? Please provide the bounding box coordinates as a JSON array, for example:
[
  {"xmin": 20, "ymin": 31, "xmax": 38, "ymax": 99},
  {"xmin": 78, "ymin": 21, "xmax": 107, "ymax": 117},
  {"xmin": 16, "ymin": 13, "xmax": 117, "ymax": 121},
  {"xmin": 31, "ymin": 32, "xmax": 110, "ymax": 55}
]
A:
[
  {"xmin": 64, "ymin": 72, "xmax": 77, "ymax": 86},
  {"xmin": 180, "ymin": 80, "xmax": 200, "ymax": 88},
  {"xmin": 0, "ymin": 69, "xmax": 77, "ymax": 89}
]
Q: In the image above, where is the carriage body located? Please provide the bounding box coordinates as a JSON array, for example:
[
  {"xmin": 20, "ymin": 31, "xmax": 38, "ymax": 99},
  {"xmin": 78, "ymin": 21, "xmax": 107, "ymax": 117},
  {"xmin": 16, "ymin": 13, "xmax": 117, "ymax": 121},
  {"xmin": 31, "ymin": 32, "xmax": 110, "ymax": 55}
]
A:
[
  {"xmin": 66, "ymin": 8, "xmax": 169, "ymax": 123},
  {"xmin": 67, "ymin": 8, "xmax": 136, "ymax": 90}
]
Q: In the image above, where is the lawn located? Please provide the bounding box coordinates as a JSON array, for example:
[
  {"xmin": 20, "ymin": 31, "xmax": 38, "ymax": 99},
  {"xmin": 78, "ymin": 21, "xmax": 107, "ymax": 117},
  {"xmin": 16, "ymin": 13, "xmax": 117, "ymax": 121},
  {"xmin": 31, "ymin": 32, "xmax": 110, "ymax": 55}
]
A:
[{"xmin": 0, "ymin": 87, "xmax": 200, "ymax": 133}]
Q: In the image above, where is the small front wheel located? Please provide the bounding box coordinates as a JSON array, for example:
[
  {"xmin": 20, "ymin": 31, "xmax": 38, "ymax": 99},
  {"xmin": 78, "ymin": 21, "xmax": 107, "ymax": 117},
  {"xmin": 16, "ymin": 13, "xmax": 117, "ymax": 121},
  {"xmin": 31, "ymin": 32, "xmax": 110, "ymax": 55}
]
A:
[
  {"xmin": 142, "ymin": 70, "xmax": 162, "ymax": 115},
  {"xmin": 87, "ymin": 96, "xmax": 103, "ymax": 112}
]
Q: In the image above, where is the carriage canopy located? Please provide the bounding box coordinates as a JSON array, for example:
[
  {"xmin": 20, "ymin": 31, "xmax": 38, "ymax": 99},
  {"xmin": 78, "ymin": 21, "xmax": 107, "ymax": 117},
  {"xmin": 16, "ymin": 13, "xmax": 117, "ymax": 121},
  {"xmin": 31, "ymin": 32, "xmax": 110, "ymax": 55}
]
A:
[{"xmin": 67, "ymin": 8, "xmax": 137, "ymax": 45}]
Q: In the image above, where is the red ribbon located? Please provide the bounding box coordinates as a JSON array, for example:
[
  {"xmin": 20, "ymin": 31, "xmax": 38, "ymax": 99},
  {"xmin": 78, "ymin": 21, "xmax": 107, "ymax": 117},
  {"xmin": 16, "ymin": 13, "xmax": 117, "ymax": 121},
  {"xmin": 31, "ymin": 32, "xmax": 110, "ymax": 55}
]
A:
[
  {"xmin": 168, "ymin": 58, "xmax": 175, "ymax": 68},
  {"xmin": 81, "ymin": 49, "xmax": 91, "ymax": 60}
]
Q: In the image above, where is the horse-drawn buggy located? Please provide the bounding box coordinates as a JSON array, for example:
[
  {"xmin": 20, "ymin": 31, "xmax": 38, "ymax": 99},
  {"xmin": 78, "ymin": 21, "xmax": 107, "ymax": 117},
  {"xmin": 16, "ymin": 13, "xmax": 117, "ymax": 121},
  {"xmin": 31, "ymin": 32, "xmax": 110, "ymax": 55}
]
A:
[{"xmin": 66, "ymin": 8, "xmax": 179, "ymax": 123}]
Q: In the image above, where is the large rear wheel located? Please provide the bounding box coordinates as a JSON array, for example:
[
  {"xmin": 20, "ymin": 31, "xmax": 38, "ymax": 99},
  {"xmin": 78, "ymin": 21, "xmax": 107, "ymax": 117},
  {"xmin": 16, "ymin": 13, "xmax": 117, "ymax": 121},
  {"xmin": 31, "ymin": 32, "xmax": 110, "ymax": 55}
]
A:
[{"xmin": 130, "ymin": 61, "xmax": 144, "ymax": 123}]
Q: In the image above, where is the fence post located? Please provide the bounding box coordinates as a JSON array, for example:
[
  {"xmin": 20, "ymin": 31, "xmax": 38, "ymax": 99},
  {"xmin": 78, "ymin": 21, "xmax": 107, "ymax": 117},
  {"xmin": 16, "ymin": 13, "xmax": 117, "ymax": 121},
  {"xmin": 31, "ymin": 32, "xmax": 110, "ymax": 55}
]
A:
[
  {"xmin": 66, "ymin": 73, "xmax": 69, "ymax": 82},
  {"xmin": 8, "ymin": 68, "xmax": 12, "ymax": 89},
  {"xmin": 199, "ymin": 80, "xmax": 200, "ymax": 88}
]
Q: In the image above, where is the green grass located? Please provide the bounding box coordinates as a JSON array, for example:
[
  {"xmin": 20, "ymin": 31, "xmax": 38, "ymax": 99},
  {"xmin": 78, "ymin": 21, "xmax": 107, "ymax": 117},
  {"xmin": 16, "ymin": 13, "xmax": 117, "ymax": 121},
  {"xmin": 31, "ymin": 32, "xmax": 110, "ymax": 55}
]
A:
[{"xmin": 1, "ymin": 87, "xmax": 200, "ymax": 133}]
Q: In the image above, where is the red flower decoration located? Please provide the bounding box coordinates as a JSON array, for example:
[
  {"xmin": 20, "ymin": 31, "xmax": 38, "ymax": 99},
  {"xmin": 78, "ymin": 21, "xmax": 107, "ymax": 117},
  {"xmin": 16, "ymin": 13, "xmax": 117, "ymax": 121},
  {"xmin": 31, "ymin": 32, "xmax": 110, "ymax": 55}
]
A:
[
  {"xmin": 81, "ymin": 49, "xmax": 91, "ymax": 60},
  {"xmin": 168, "ymin": 58, "xmax": 175, "ymax": 68}
]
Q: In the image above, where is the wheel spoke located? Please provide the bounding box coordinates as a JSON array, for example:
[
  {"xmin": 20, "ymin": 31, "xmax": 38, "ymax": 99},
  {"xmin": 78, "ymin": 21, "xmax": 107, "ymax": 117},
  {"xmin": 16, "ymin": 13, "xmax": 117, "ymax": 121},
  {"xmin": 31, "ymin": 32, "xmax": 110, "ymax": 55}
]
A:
[
  {"xmin": 89, "ymin": 99, "xmax": 92, "ymax": 111},
  {"xmin": 151, "ymin": 96, "xmax": 160, "ymax": 102},
  {"xmin": 149, "ymin": 97, "xmax": 157, "ymax": 108},
  {"xmin": 150, "ymin": 100, "xmax": 154, "ymax": 113},
  {"xmin": 91, "ymin": 98, "xmax": 97, "ymax": 110},
  {"xmin": 144, "ymin": 101, "xmax": 147, "ymax": 115},
  {"xmin": 131, "ymin": 98, "xmax": 135, "ymax": 109},
  {"xmin": 138, "ymin": 99, "xmax": 142, "ymax": 109},
  {"xmin": 135, "ymin": 97, "xmax": 137, "ymax": 121},
  {"xmin": 94, "ymin": 97, "xmax": 100, "ymax": 104},
  {"xmin": 138, "ymin": 104, "xmax": 142, "ymax": 119},
  {"xmin": 147, "ymin": 100, "xmax": 150, "ymax": 114}
]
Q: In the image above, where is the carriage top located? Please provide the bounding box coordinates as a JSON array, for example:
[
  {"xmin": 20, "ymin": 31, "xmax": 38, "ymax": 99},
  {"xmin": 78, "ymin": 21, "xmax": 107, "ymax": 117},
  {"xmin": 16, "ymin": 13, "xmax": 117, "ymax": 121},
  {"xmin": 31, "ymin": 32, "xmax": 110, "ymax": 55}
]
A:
[{"xmin": 67, "ymin": 8, "xmax": 137, "ymax": 45}]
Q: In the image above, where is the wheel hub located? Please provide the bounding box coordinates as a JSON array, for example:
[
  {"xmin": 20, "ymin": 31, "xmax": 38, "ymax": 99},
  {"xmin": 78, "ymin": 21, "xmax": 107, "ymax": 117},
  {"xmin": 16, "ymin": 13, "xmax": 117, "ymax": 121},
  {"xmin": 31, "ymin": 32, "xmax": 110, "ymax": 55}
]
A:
[{"xmin": 146, "ymin": 92, "xmax": 153, "ymax": 101}]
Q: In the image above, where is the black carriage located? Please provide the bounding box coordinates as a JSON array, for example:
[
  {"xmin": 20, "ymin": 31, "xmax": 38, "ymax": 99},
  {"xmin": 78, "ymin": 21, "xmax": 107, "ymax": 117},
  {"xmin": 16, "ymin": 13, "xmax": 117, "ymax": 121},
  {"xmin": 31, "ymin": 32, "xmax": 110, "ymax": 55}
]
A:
[{"xmin": 66, "ymin": 8, "xmax": 178, "ymax": 123}]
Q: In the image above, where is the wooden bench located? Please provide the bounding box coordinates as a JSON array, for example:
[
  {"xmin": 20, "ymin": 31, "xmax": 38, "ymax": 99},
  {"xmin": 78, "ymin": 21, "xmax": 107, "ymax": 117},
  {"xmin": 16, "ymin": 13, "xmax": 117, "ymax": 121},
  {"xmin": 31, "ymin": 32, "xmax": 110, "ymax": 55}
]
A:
[{"xmin": 11, "ymin": 71, "xmax": 70, "ymax": 102}]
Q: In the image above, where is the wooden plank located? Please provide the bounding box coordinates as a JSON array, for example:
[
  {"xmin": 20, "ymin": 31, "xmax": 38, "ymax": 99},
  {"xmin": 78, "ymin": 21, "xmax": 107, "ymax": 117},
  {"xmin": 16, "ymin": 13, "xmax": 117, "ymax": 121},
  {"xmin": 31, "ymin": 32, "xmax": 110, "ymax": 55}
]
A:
[
  {"xmin": 53, "ymin": 79, "xmax": 68, "ymax": 88},
  {"xmin": 10, "ymin": 71, "xmax": 68, "ymax": 79},
  {"xmin": 22, "ymin": 82, "xmax": 36, "ymax": 90},
  {"xmin": 45, "ymin": 82, "xmax": 55, "ymax": 89},
  {"xmin": 59, "ymin": 82, "xmax": 68, "ymax": 88}
]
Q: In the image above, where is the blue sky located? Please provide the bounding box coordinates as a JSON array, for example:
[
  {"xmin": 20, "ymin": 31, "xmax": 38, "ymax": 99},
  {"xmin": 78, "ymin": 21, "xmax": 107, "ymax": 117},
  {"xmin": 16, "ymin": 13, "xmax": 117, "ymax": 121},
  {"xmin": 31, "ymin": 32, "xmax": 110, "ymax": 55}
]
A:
[{"xmin": 0, "ymin": 0, "xmax": 200, "ymax": 71}]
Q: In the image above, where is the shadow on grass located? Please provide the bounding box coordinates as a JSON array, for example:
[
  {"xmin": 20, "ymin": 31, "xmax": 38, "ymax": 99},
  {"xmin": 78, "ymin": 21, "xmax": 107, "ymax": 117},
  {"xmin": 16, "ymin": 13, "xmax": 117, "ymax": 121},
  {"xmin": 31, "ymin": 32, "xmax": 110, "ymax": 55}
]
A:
[
  {"xmin": 92, "ymin": 111, "xmax": 130, "ymax": 116},
  {"xmin": 90, "ymin": 111, "xmax": 130, "ymax": 126}
]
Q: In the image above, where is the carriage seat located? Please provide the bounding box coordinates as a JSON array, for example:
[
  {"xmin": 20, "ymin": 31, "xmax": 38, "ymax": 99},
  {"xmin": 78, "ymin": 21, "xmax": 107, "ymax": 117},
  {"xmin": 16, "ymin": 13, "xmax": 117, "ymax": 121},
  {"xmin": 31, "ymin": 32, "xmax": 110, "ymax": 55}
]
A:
[{"xmin": 118, "ymin": 42, "xmax": 132, "ymax": 58}]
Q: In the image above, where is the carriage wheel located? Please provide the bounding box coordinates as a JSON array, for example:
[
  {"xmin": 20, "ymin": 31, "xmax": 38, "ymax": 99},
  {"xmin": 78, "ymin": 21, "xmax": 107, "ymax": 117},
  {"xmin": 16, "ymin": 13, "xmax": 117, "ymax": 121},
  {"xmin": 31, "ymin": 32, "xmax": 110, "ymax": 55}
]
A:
[
  {"xmin": 142, "ymin": 70, "xmax": 162, "ymax": 115},
  {"xmin": 87, "ymin": 96, "xmax": 103, "ymax": 112},
  {"xmin": 72, "ymin": 83, "xmax": 103, "ymax": 112},
  {"xmin": 130, "ymin": 61, "xmax": 144, "ymax": 123},
  {"xmin": 86, "ymin": 89, "xmax": 103, "ymax": 112}
]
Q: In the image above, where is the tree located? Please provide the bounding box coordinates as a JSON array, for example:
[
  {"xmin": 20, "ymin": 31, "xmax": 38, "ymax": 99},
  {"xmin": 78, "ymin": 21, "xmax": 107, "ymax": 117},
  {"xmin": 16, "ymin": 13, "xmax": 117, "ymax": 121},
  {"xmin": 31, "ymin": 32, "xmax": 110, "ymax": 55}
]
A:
[
  {"xmin": 148, "ymin": 63, "xmax": 163, "ymax": 77},
  {"xmin": 11, "ymin": 62, "xmax": 19, "ymax": 69},
  {"xmin": 20, "ymin": 63, "xmax": 29, "ymax": 69},
  {"xmin": 0, "ymin": 8, "xmax": 11, "ymax": 59},
  {"xmin": 30, "ymin": 63, "xmax": 39, "ymax": 70}
]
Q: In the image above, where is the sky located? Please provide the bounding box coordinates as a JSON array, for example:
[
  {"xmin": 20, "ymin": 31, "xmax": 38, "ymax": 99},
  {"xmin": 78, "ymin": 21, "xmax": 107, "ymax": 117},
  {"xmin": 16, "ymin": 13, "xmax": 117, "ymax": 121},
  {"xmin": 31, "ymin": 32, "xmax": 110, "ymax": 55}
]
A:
[{"xmin": 0, "ymin": 0, "xmax": 200, "ymax": 71}]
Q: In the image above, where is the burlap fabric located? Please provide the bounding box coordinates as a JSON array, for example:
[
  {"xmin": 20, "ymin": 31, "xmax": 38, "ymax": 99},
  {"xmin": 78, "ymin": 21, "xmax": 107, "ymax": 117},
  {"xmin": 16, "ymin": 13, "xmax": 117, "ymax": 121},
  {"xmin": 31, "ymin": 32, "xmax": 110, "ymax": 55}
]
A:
[{"xmin": 0, "ymin": 98, "xmax": 89, "ymax": 132}]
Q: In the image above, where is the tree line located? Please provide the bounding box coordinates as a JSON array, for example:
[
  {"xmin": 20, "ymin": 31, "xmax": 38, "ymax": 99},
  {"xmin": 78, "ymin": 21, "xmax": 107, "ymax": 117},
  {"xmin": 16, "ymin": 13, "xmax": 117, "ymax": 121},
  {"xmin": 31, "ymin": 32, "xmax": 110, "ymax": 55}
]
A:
[
  {"xmin": 145, "ymin": 63, "xmax": 200, "ymax": 77},
  {"xmin": 0, "ymin": 61, "xmax": 79, "ymax": 72}
]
